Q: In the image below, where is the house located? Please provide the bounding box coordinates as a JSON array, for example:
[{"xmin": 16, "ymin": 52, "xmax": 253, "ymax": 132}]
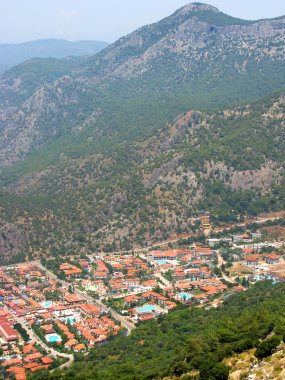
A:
[
  {"xmin": 187, "ymin": 268, "xmax": 202, "ymax": 278},
  {"xmin": 0, "ymin": 317, "xmax": 19, "ymax": 342},
  {"xmin": 141, "ymin": 279, "xmax": 158, "ymax": 288},
  {"xmin": 246, "ymin": 256, "xmax": 259, "ymax": 266},
  {"xmin": 2, "ymin": 358, "xmax": 22, "ymax": 367},
  {"xmin": 252, "ymin": 232, "xmax": 262, "ymax": 240},
  {"xmin": 207, "ymin": 238, "xmax": 220, "ymax": 247},
  {"xmin": 74, "ymin": 343, "xmax": 86, "ymax": 352},
  {"xmin": 243, "ymin": 248, "xmax": 255, "ymax": 255},
  {"xmin": 41, "ymin": 357, "xmax": 53, "ymax": 365},
  {"xmin": 79, "ymin": 303, "xmax": 100, "ymax": 316},
  {"xmin": 192, "ymin": 247, "xmax": 216, "ymax": 260},
  {"xmin": 41, "ymin": 324, "xmax": 55, "ymax": 335},
  {"xmin": 265, "ymin": 254, "xmax": 280, "ymax": 265},
  {"xmin": 152, "ymin": 251, "xmax": 177, "ymax": 261},
  {"xmin": 64, "ymin": 293, "xmax": 83, "ymax": 304},
  {"xmin": 93, "ymin": 271, "xmax": 109, "ymax": 280},
  {"xmin": 22, "ymin": 343, "xmax": 37, "ymax": 355},
  {"xmin": 124, "ymin": 295, "xmax": 141, "ymax": 307},
  {"xmin": 65, "ymin": 339, "xmax": 78, "ymax": 349},
  {"xmin": 24, "ymin": 352, "xmax": 43, "ymax": 363},
  {"xmin": 6, "ymin": 367, "xmax": 26, "ymax": 380},
  {"xmin": 141, "ymin": 292, "xmax": 167, "ymax": 306},
  {"xmin": 200, "ymin": 213, "xmax": 211, "ymax": 230}
]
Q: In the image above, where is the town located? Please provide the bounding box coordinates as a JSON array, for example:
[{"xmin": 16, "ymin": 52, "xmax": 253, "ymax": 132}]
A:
[{"xmin": 1, "ymin": 214, "xmax": 285, "ymax": 379}]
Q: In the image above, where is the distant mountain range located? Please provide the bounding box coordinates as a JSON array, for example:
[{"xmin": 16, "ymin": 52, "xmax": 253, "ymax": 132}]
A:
[
  {"xmin": 0, "ymin": 2, "xmax": 285, "ymax": 264},
  {"xmin": 0, "ymin": 38, "xmax": 109, "ymax": 73}
]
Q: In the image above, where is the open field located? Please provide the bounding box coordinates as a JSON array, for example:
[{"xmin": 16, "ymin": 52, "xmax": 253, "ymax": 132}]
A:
[
  {"xmin": 261, "ymin": 225, "xmax": 285, "ymax": 240},
  {"xmin": 228, "ymin": 263, "xmax": 254, "ymax": 276},
  {"xmin": 269, "ymin": 261, "xmax": 285, "ymax": 278}
]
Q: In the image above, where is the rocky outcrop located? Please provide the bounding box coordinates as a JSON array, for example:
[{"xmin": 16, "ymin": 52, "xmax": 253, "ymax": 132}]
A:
[{"xmin": 0, "ymin": 219, "xmax": 27, "ymax": 264}]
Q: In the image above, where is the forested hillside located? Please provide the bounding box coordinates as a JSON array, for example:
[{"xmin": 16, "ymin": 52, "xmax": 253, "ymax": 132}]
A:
[
  {"xmin": 1, "ymin": 92, "xmax": 284, "ymax": 264},
  {"xmin": 28, "ymin": 281, "xmax": 285, "ymax": 379}
]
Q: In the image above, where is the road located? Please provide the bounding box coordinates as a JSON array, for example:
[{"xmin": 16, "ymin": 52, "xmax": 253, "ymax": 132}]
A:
[
  {"xmin": 217, "ymin": 253, "xmax": 236, "ymax": 284},
  {"xmin": 88, "ymin": 234, "xmax": 196, "ymax": 258},
  {"xmin": 213, "ymin": 216, "xmax": 283, "ymax": 234},
  {"xmin": 34, "ymin": 261, "xmax": 135, "ymax": 332},
  {"xmin": 154, "ymin": 273, "xmax": 172, "ymax": 287},
  {"xmin": 138, "ymin": 252, "xmax": 173, "ymax": 288}
]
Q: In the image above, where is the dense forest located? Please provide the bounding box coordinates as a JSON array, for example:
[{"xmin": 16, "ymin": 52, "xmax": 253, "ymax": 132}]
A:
[{"xmin": 28, "ymin": 281, "xmax": 285, "ymax": 379}]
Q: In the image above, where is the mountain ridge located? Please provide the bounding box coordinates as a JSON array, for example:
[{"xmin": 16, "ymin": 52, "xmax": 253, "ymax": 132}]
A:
[{"xmin": 0, "ymin": 38, "xmax": 109, "ymax": 74}]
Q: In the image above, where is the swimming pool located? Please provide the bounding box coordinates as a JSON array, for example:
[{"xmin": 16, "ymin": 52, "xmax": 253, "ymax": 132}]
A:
[
  {"xmin": 46, "ymin": 334, "xmax": 61, "ymax": 343},
  {"xmin": 41, "ymin": 301, "xmax": 53, "ymax": 309},
  {"xmin": 136, "ymin": 304, "xmax": 158, "ymax": 313},
  {"xmin": 65, "ymin": 316, "xmax": 75, "ymax": 325},
  {"xmin": 157, "ymin": 260, "xmax": 169, "ymax": 265},
  {"xmin": 178, "ymin": 293, "xmax": 192, "ymax": 301}
]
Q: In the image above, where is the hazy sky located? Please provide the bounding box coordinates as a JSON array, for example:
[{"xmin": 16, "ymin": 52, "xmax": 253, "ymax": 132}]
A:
[{"xmin": 1, "ymin": 0, "xmax": 284, "ymax": 44}]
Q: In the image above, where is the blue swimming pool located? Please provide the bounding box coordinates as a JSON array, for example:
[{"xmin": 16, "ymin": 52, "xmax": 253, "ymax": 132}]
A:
[
  {"xmin": 136, "ymin": 304, "xmax": 158, "ymax": 313},
  {"xmin": 41, "ymin": 301, "xmax": 53, "ymax": 309},
  {"xmin": 178, "ymin": 293, "xmax": 192, "ymax": 301},
  {"xmin": 46, "ymin": 334, "xmax": 61, "ymax": 343},
  {"xmin": 157, "ymin": 260, "xmax": 169, "ymax": 265},
  {"xmin": 65, "ymin": 316, "xmax": 75, "ymax": 325}
]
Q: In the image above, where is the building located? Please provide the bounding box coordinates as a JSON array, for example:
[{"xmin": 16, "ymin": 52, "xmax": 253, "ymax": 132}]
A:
[
  {"xmin": 265, "ymin": 254, "xmax": 280, "ymax": 265},
  {"xmin": 0, "ymin": 317, "xmax": 19, "ymax": 342},
  {"xmin": 246, "ymin": 256, "xmax": 259, "ymax": 266}
]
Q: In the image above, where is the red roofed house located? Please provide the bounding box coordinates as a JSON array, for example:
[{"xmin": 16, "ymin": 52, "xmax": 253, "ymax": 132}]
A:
[
  {"xmin": 265, "ymin": 254, "xmax": 280, "ymax": 265},
  {"xmin": 246, "ymin": 256, "xmax": 259, "ymax": 266},
  {"xmin": 64, "ymin": 293, "xmax": 83, "ymax": 304},
  {"xmin": 193, "ymin": 247, "xmax": 216, "ymax": 260},
  {"xmin": 124, "ymin": 295, "xmax": 141, "ymax": 307},
  {"xmin": 243, "ymin": 248, "xmax": 255, "ymax": 255},
  {"xmin": 74, "ymin": 343, "xmax": 86, "ymax": 352},
  {"xmin": 0, "ymin": 317, "xmax": 19, "ymax": 342},
  {"xmin": 41, "ymin": 357, "xmax": 53, "ymax": 365}
]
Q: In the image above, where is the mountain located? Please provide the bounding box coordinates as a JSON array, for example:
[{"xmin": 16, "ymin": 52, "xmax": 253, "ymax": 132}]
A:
[
  {"xmin": 0, "ymin": 3, "xmax": 285, "ymax": 263},
  {"xmin": 0, "ymin": 39, "xmax": 109, "ymax": 73},
  {"xmin": 0, "ymin": 3, "xmax": 285, "ymax": 167}
]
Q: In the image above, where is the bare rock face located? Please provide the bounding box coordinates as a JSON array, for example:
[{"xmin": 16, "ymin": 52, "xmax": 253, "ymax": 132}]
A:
[{"xmin": 0, "ymin": 219, "xmax": 27, "ymax": 264}]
